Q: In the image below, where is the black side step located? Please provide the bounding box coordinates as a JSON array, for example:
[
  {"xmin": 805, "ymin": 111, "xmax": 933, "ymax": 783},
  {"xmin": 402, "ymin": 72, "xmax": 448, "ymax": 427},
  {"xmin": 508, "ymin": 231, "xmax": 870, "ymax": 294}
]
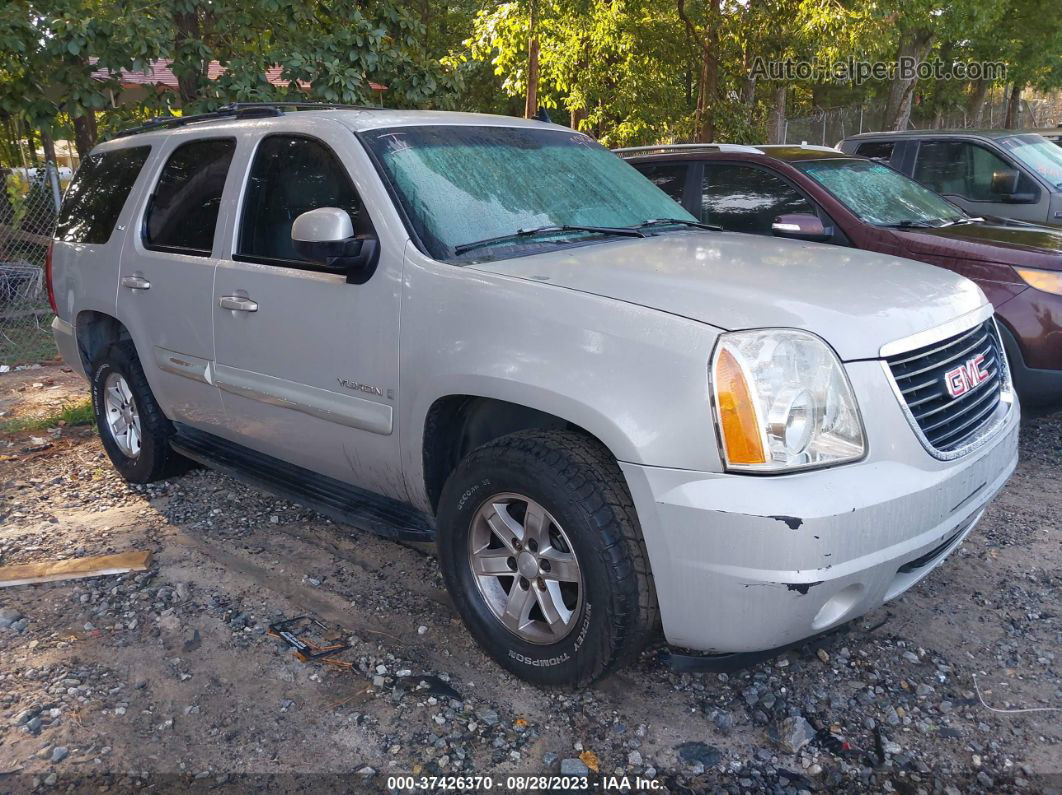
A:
[{"xmin": 171, "ymin": 424, "xmax": 436, "ymax": 543}]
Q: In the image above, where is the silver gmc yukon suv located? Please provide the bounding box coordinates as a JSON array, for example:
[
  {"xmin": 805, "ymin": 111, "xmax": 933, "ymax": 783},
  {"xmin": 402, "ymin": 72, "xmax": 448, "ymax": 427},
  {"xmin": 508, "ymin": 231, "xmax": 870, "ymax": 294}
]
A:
[{"xmin": 48, "ymin": 104, "xmax": 1019, "ymax": 686}]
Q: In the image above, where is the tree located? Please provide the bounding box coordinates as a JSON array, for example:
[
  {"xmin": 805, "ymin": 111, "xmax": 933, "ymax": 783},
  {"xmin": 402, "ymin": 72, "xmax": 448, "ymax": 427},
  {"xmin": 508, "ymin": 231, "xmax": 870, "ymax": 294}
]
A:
[
  {"xmin": 0, "ymin": 0, "xmax": 461, "ymax": 161},
  {"xmin": 524, "ymin": 0, "xmax": 541, "ymax": 117},
  {"xmin": 158, "ymin": 0, "xmax": 460, "ymax": 111},
  {"xmin": 869, "ymin": 0, "xmax": 1006, "ymax": 130},
  {"xmin": 994, "ymin": 0, "xmax": 1062, "ymax": 126},
  {"xmin": 0, "ymin": 0, "xmax": 170, "ymax": 157},
  {"xmin": 675, "ymin": 0, "xmax": 722, "ymax": 141}
]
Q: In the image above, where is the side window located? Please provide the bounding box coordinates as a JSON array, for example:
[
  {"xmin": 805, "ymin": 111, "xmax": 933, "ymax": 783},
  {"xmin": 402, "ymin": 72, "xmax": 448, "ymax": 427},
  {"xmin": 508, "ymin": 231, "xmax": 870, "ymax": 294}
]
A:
[
  {"xmin": 56, "ymin": 146, "xmax": 150, "ymax": 244},
  {"xmin": 701, "ymin": 164, "xmax": 816, "ymax": 234},
  {"xmin": 633, "ymin": 163, "xmax": 688, "ymax": 204},
  {"xmin": 144, "ymin": 138, "xmax": 235, "ymax": 256},
  {"xmin": 914, "ymin": 140, "xmax": 1036, "ymax": 201},
  {"xmin": 855, "ymin": 141, "xmax": 894, "ymax": 163},
  {"xmin": 237, "ymin": 135, "xmax": 360, "ymax": 266}
]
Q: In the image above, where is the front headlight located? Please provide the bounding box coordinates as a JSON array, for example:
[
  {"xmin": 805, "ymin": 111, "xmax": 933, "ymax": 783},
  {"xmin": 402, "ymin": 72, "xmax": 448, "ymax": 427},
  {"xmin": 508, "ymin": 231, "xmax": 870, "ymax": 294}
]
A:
[
  {"xmin": 1014, "ymin": 266, "xmax": 1062, "ymax": 296},
  {"xmin": 710, "ymin": 329, "xmax": 866, "ymax": 472}
]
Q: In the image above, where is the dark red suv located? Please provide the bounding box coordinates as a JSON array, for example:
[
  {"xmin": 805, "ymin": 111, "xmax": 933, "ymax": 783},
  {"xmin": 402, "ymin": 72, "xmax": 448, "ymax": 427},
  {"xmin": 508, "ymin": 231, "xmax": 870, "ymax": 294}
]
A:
[{"xmin": 620, "ymin": 144, "xmax": 1062, "ymax": 409}]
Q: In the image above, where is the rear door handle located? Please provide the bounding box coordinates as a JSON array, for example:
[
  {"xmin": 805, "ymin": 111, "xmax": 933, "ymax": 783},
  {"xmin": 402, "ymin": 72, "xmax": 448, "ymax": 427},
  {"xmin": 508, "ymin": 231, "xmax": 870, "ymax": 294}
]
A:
[
  {"xmin": 218, "ymin": 295, "xmax": 259, "ymax": 312},
  {"xmin": 120, "ymin": 275, "xmax": 151, "ymax": 290}
]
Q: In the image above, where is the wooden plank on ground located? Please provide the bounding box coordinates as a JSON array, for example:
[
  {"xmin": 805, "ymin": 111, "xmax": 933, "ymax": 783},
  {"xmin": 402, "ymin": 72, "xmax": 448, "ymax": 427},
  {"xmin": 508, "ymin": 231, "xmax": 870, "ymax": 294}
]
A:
[{"xmin": 0, "ymin": 550, "xmax": 152, "ymax": 587}]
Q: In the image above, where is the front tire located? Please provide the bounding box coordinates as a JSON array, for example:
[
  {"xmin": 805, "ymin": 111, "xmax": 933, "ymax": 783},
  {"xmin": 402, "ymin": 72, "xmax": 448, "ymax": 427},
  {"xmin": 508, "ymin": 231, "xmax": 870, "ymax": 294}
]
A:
[
  {"xmin": 436, "ymin": 430, "xmax": 658, "ymax": 686},
  {"xmin": 91, "ymin": 341, "xmax": 190, "ymax": 483}
]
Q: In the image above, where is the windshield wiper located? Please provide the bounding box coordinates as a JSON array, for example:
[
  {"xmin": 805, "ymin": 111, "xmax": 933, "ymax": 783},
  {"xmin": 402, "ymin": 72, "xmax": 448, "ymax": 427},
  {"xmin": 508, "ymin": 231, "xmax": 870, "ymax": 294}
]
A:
[
  {"xmin": 454, "ymin": 224, "xmax": 647, "ymax": 256},
  {"xmin": 938, "ymin": 216, "xmax": 984, "ymax": 227},
  {"xmin": 878, "ymin": 220, "xmax": 936, "ymax": 229},
  {"xmin": 638, "ymin": 218, "xmax": 723, "ymax": 231}
]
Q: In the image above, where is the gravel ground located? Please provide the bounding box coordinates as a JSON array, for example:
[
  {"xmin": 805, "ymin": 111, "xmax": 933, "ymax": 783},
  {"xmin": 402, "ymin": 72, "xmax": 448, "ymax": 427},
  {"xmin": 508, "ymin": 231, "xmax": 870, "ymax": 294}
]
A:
[{"xmin": 0, "ymin": 365, "xmax": 1059, "ymax": 793}]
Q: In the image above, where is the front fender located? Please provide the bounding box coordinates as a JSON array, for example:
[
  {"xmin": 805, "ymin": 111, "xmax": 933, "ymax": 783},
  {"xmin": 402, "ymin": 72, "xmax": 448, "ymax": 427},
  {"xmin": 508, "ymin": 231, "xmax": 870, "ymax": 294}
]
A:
[{"xmin": 398, "ymin": 248, "xmax": 724, "ymax": 510}]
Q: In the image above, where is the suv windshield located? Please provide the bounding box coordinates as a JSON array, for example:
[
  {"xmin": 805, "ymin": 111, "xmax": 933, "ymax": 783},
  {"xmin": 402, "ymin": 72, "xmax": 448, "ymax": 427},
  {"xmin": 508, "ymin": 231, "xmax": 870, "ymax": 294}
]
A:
[
  {"xmin": 795, "ymin": 158, "xmax": 965, "ymax": 227},
  {"xmin": 363, "ymin": 125, "xmax": 695, "ymax": 262},
  {"xmin": 998, "ymin": 134, "xmax": 1062, "ymax": 188}
]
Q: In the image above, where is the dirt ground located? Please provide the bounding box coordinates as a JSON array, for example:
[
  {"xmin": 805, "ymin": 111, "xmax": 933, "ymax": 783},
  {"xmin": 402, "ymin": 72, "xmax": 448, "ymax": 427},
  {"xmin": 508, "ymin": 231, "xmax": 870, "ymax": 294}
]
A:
[{"xmin": 0, "ymin": 363, "xmax": 1059, "ymax": 793}]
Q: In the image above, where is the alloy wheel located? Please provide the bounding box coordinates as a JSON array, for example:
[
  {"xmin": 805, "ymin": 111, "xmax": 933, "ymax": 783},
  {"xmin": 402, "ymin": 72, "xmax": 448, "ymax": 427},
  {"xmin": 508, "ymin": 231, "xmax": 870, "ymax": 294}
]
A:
[
  {"xmin": 103, "ymin": 372, "xmax": 142, "ymax": 458},
  {"xmin": 468, "ymin": 493, "xmax": 583, "ymax": 644}
]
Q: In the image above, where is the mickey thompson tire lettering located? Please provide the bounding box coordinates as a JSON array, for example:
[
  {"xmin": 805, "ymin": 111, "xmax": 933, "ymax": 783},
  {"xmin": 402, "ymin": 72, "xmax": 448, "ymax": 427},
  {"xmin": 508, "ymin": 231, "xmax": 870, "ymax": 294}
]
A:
[
  {"xmin": 436, "ymin": 430, "xmax": 659, "ymax": 687},
  {"xmin": 508, "ymin": 603, "xmax": 593, "ymax": 667}
]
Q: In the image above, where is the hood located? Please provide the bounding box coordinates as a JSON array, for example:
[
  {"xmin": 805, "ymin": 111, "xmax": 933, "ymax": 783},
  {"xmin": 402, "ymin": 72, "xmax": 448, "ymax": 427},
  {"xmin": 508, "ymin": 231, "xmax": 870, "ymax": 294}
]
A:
[
  {"xmin": 893, "ymin": 221, "xmax": 1062, "ymax": 271},
  {"xmin": 468, "ymin": 231, "xmax": 988, "ymax": 360}
]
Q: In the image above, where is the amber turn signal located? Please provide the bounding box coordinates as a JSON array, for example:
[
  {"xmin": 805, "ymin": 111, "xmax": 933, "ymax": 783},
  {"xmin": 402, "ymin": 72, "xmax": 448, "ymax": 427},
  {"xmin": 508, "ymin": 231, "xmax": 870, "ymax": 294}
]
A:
[
  {"xmin": 713, "ymin": 347, "xmax": 767, "ymax": 466},
  {"xmin": 1014, "ymin": 266, "xmax": 1062, "ymax": 297}
]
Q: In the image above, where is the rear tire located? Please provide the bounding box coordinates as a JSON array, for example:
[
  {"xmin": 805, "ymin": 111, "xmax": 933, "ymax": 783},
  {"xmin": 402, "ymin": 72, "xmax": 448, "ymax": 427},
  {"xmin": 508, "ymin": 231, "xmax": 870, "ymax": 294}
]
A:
[
  {"xmin": 436, "ymin": 430, "xmax": 658, "ymax": 686},
  {"xmin": 91, "ymin": 341, "xmax": 190, "ymax": 483}
]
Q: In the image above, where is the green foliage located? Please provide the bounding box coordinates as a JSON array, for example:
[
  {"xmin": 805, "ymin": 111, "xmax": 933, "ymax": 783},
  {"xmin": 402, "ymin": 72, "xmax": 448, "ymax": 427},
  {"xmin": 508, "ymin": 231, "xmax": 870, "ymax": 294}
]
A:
[
  {"xmin": 0, "ymin": 0, "xmax": 461, "ymax": 154},
  {"xmin": 0, "ymin": 0, "xmax": 1058, "ymax": 154},
  {"xmin": 0, "ymin": 399, "xmax": 95, "ymax": 433}
]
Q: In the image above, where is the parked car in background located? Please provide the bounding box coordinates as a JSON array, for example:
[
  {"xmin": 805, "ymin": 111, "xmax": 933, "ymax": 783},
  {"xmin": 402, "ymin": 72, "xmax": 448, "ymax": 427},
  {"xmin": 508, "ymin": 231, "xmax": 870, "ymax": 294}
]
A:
[
  {"xmin": 49, "ymin": 105, "xmax": 1018, "ymax": 686},
  {"xmin": 1023, "ymin": 127, "xmax": 1062, "ymax": 148},
  {"xmin": 837, "ymin": 130, "xmax": 1062, "ymax": 227},
  {"xmin": 620, "ymin": 144, "xmax": 1062, "ymax": 408}
]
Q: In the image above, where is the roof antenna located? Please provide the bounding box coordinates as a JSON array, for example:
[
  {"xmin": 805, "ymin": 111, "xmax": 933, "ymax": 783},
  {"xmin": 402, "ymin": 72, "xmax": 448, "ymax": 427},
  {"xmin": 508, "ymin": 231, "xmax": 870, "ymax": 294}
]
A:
[{"xmin": 535, "ymin": 106, "xmax": 552, "ymax": 124}]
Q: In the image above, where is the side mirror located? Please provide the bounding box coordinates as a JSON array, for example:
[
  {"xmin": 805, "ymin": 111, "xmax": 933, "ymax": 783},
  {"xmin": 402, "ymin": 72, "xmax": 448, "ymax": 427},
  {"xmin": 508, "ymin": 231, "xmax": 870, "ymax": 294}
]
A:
[
  {"xmin": 291, "ymin": 207, "xmax": 379, "ymax": 284},
  {"xmin": 771, "ymin": 213, "xmax": 832, "ymax": 242},
  {"xmin": 990, "ymin": 169, "xmax": 1020, "ymax": 196}
]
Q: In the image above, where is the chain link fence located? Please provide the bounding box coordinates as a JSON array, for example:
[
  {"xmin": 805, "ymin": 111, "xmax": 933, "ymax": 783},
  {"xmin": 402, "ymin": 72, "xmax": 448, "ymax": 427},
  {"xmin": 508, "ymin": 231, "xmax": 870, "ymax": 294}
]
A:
[
  {"xmin": 1, "ymin": 165, "xmax": 61, "ymax": 368},
  {"xmin": 783, "ymin": 94, "xmax": 1060, "ymax": 147}
]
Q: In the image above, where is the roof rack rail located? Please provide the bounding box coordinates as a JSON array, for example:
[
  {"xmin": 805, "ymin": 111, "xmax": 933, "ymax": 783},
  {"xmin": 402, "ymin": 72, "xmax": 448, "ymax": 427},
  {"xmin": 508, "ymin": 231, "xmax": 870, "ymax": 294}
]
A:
[
  {"xmin": 612, "ymin": 143, "xmax": 763, "ymax": 156},
  {"xmin": 110, "ymin": 101, "xmax": 376, "ymax": 140},
  {"xmin": 757, "ymin": 142, "xmax": 841, "ymax": 153}
]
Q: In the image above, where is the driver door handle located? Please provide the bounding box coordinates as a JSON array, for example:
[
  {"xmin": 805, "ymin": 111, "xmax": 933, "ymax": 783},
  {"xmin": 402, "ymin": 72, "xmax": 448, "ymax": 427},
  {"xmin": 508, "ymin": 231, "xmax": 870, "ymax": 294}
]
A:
[
  {"xmin": 120, "ymin": 275, "xmax": 151, "ymax": 290},
  {"xmin": 218, "ymin": 295, "xmax": 259, "ymax": 312}
]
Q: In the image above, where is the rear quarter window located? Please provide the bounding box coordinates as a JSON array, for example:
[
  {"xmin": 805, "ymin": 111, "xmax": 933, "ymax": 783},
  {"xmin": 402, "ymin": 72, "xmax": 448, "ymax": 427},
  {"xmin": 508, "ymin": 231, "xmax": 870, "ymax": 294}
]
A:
[
  {"xmin": 855, "ymin": 141, "xmax": 895, "ymax": 162},
  {"xmin": 55, "ymin": 146, "xmax": 151, "ymax": 244},
  {"xmin": 632, "ymin": 163, "xmax": 688, "ymax": 203}
]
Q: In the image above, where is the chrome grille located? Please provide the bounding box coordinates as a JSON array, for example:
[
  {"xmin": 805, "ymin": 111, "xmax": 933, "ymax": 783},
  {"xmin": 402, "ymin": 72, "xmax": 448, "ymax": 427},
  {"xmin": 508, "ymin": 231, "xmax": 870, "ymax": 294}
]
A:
[{"xmin": 886, "ymin": 319, "xmax": 1007, "ymax": 453}]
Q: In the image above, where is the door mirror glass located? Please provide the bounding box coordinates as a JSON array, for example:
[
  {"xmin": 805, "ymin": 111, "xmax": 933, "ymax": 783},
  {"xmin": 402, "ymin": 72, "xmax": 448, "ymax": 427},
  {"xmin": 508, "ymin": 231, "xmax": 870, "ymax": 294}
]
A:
[
  {"xmin": 291, "ymin": 207, "xmax": 379, "ymax": 282},
  {"xmin": 990, "ymin": 169, "xmax": 1020, "ymax": 196},
  {"xmin": 772, "ymin": 213, "xmax": 831, "ymax": 242}
]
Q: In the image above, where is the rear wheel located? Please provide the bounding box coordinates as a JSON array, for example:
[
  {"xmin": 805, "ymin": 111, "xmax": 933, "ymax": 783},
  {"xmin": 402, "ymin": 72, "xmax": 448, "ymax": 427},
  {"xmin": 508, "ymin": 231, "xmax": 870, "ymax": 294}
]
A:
[
  {"xmin": 91, "ymin": 341, "xmax": 190, "ymax": 483},
  {"xmin": 437, "ymin": 430, "xmax": 658, "ymax": 686}
]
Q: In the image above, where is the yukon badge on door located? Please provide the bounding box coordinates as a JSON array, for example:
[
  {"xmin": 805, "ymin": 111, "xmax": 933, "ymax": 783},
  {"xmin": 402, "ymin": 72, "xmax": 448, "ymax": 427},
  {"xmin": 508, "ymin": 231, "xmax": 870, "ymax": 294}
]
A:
[{"xmin": 945, "ymin": 354, "xmax": 991, "ymax": 398}]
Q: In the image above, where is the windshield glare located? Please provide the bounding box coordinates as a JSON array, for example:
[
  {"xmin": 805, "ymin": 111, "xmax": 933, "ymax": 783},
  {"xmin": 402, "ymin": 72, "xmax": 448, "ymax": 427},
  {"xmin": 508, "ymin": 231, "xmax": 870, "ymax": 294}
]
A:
[
  {"xmin": 795, "ymin": 159, "xmax": 964, "ymax": 226},
  {"xmin": 364, "ymin": 125, "xmax": 695, "ymax": 262},
  {"xmin": 999, "ymin": 134, "xmax": 1062, "ymax": 188}
]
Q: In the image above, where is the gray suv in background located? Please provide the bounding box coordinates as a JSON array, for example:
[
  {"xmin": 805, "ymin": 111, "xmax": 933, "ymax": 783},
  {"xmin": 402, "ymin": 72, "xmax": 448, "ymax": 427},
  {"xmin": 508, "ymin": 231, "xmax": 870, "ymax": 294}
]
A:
[
  {"xmin": 840, "ymin": 130, "xmax": 1062, "ymax": 227},
  {"xmin": 48, "ymin": 104, "xmax": 1018, "ymax": 685}
]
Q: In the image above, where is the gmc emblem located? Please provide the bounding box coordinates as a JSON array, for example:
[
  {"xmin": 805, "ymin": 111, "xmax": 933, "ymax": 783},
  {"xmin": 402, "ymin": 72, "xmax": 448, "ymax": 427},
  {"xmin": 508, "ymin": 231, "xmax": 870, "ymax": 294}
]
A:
[{"xmin": 944, "ymin": 354, "xmax": 990, "ymax": 398}]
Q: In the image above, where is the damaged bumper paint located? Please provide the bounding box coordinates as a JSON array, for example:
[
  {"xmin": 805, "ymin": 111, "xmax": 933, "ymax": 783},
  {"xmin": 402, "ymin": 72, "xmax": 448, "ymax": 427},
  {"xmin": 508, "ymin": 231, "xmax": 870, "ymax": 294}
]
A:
[{"xmin": 620, "ymin": 362, "xmax": 1020, "ymax": 654}]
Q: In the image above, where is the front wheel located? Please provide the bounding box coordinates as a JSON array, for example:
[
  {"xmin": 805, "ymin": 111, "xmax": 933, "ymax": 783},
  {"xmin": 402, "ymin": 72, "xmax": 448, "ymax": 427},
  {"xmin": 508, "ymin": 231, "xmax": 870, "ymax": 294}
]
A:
[{"xmin": 436, "ymin": 430, "xmax": 658, "ymax": 686}]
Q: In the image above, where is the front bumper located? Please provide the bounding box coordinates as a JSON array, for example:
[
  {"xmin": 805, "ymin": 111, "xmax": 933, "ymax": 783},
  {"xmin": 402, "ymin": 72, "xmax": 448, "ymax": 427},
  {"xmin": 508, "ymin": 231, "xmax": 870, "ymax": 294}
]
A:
[{"xmin": 621, "ymin": 372, "xmax": 1020, "ymax": 653}]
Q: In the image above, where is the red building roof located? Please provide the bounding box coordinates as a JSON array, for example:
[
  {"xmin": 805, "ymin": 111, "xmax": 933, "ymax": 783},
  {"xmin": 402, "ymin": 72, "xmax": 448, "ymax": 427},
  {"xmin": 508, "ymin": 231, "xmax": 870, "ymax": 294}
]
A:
[{"xmin": 92, "ymin": 59, "xmax": 387, "ymax": 94}]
